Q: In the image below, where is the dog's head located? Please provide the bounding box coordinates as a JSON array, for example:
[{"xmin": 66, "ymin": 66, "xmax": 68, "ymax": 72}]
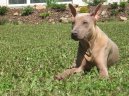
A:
[{"xmin": 69, "ymin": 4, "xmax": 102, "ymax": 41}]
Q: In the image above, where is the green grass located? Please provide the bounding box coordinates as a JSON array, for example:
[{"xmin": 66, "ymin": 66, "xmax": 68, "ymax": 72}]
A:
[{"xmin": 0, "ymin": 22, "xmax": 129, "ymax": 96}]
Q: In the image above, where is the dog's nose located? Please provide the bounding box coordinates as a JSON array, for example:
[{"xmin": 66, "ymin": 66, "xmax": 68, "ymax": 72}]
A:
[
  {"xmin": 71, "ymin": 32, "xmax": 77, "ymax": 37},
  {"xmin": 71, "ymin": 30, "xmax": 78, "ymax": 36},
  {"xmin": 71, "ymin": 30, "xmax": 78, "ymax": 40}
]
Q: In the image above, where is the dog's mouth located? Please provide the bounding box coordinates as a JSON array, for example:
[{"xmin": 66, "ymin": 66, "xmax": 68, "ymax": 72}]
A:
[
  {"xmin": 71, "ymin": 34, "xmax": 79, "ymax": 41},
  {"xmin": 71, "ymin": 34, "xmax": 85, "ymax": 41}
]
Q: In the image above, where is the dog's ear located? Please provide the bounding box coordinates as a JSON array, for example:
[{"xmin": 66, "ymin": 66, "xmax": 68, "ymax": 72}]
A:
[
  {"xmin": 69, "ymin": 4, "xmax": 76, "ymax": 17},
  {"xmin": 91, "ymin": 3, "xmax": 102, "ymax": 20}
]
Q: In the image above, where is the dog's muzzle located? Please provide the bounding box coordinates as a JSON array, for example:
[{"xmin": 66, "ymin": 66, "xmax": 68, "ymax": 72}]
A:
[{"xmin": 71, "ymin": 31, "xmax": 79, "ymax": 41}]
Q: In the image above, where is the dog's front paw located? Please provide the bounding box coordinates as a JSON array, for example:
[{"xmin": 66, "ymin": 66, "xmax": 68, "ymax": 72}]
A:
[
  {"xmin": 54, "ymin": 74, "xmax": 65, "ymax": 80},
  {"xmin": 54, "ymin": 68, "xmax": 77, "ymax": 80}
]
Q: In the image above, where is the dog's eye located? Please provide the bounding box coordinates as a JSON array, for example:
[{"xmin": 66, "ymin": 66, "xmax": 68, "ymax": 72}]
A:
[
  {"xmin": 72, "ymin": 22, "xmax": 75, "ymax": 29},
  {"xmin": 83, "ymin": 21, "xmax": 88, "ymax": 24},
  {"xmin": 72, "ymin": 21, "xmax": 75, "ymax": 28}
]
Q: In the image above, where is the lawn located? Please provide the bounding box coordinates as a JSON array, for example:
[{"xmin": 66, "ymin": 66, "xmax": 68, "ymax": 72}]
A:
[{"xmin": 0, "ymin": 22, "xmax": 129, "ymax": 96}]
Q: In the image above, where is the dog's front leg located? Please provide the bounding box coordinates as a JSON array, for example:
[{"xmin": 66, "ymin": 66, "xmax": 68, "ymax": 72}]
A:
[
  {"xmin": 55, "ymin": 57, "xmax": 86, "ymax": 80},
  {"xmin": 95, "ymin": 51, "xmax": 109, "ymax": 78},
  {"xmin": 55, "ymin": 45, "xmax": 87, "ymax": 80}
]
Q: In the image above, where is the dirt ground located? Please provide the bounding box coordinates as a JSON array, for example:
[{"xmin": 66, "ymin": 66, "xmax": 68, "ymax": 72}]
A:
[
  {"xmin": 0, "ymin": 5, "xmax": 129, "ymax": 24},
  {"xmin": 0, "ymin": 8, "xmax": 71, "ymax": 24}
]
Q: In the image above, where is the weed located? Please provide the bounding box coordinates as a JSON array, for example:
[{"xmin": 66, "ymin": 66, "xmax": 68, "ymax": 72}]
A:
[
  {"xmin": 119, "ymin": 2, "xmax": 127, "ymax": 12},
  {"xmin": 110, "ymin": 2, "xmax": 118, "ymax": 9},
  {"xmin": 45, "ymin": 0, "xmax": 57, "ymax": 7},
  {"xmin": 39, "ymin": 12, "xmax": 50, "ymax": 19},
  {"xmin": 21, "ymin": 6, "xmax": 34, "ymax": 16},
  {"xmin": 110, "ymin": 9, "xmax": 119, "ymax": 16},
  {"xmin": 86, "ymin": 0, "xmax": 106, "ymax": 6},
  {"xmin": 79, "ymin": 6, "xmax": 89, "ymax": 13},
  {"xmin": 49, "ymin": 4, "xmax": 66, "ymax": 12},
  {"xmin": 0, "ymin": 6, "xmax": 8, "ymax": 15}
]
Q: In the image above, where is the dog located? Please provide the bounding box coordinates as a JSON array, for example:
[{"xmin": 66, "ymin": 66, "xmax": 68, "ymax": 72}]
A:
[{"xmin": 55, "ymin": 3, "xmax": 119, "ymax": 80}]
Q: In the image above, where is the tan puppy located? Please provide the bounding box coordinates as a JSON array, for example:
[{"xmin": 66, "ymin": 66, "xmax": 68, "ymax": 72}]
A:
[{"xmin": 55, "ymin": 4, "xmax": 119, "ymax": 80}]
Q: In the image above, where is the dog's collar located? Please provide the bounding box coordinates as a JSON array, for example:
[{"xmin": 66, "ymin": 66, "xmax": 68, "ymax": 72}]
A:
[
  {"xmin": 86, "ymin": 48, "xmax": 91, "ymax": 57},
  {"xmin": 84, "ymin": 41, "xmax": 94, "ymax": 62},
  {"xmin": 85, "ymin": 48, "xmax": 93, "ymax": 62}
]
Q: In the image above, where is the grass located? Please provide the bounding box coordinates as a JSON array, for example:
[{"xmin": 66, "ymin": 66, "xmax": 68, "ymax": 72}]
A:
[{"xmin": 0, "ymin": 21, "xmax": 129, "ymax": 96}]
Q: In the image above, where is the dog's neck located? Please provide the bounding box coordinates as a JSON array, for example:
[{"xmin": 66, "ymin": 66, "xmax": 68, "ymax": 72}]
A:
[{"xmin": 89, "ymin": 26, "xmax": 98, "ymax": 45}]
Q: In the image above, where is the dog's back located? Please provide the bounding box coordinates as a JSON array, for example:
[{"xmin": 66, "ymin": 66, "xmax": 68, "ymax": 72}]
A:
[{"xmin": 107, "ymin": 39, "xmax": 119, "ymax": 66}]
